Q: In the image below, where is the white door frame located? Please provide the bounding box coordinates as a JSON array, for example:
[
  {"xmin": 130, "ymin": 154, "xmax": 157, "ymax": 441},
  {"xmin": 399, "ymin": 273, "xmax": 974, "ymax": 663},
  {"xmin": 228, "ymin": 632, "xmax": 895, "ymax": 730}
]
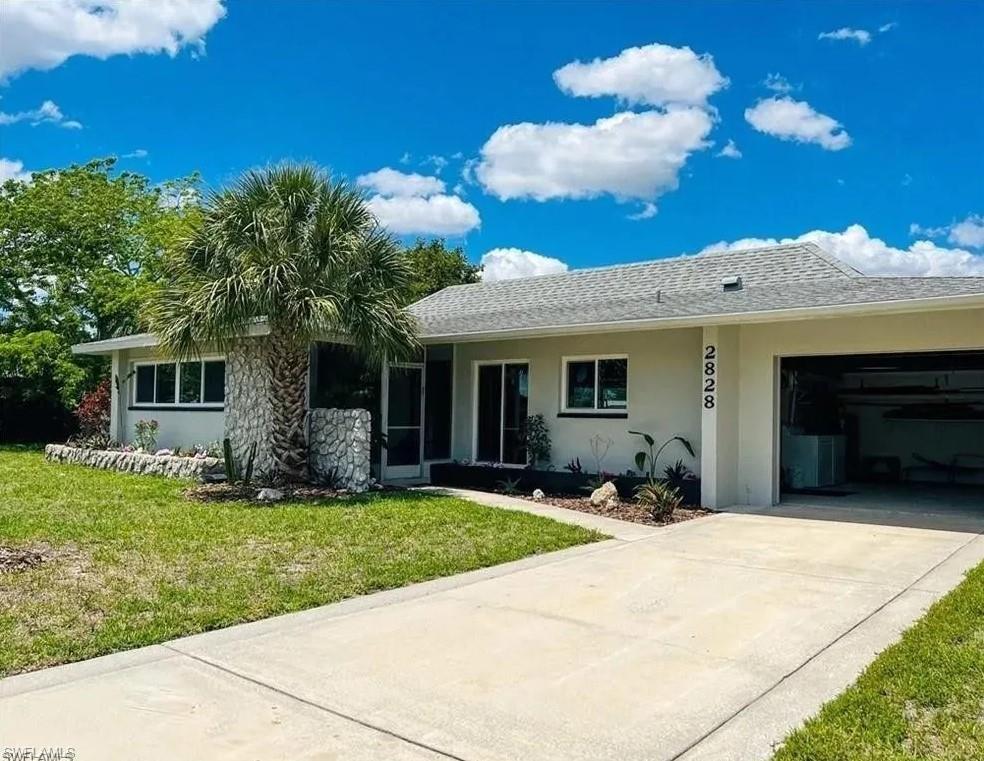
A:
[
  {"xmin": 471, "ymin": 359, "xmax": 530, "ymax": 466},
  {"xmin": 381, "ymin": 360, "xmax": 425, "ymax": 480}
]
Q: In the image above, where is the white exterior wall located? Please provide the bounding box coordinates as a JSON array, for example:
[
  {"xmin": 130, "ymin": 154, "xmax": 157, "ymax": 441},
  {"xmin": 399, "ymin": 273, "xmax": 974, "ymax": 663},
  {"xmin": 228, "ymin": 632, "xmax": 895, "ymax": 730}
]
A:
[
  {"xmin": 111, "ymin": 347, "xmax": 226, "ymax": 450},
  {"xmin": 451, "ymin": 328, "xmax": 703, "ymax": 477},
  {"xmin": 733, "ymin": 307, "xmax": 984, "ymax": 507}
]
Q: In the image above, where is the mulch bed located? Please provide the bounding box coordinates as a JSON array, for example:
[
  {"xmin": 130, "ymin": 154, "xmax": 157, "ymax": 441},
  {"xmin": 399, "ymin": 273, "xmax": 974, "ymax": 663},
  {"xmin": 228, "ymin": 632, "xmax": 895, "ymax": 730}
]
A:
[
  {"xmin": 183, "ymin": 482, "xmax": 391, "ymax": 504},
  {"xmin": 0, "ymin": 545, "xmax": 55, "ymax": 574},
  {"xmin": 534, "ymin": 495, "xmax": 710, "ymax": 527}
]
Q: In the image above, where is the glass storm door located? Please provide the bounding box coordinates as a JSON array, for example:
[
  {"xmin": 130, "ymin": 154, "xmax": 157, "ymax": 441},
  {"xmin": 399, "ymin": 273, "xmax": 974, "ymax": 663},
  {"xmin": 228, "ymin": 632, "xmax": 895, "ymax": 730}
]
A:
[
  {"xmin": 475, "ymin": 362, "xmax": 529, "ymax": 465},
  {"xmin": 385, "ymin": 365, "xmax": 423, "ymax": 479}
]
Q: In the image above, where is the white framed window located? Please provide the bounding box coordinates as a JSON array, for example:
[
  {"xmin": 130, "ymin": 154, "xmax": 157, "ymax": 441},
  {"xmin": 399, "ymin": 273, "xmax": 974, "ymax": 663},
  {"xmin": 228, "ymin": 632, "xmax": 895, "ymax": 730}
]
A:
[
  {"xmin": 561, "ymin": 355, "xmax": 628, "ymax": 413},
  {"xmin": 132, "ymin": 358, "xmax": 226, "ymax": 407}
]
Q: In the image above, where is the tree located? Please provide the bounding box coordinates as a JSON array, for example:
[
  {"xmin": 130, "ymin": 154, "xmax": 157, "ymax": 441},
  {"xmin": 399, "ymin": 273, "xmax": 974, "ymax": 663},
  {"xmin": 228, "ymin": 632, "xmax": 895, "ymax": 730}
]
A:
[
  {"xmin": 148, "ymin": 163, "xmax": 419, "ymax": 482},
  {"xmin": 0, "ymin": 158, "xmax": 199, "ymax": 344},
  {"xmin": 402, "ymin": 238, "xmax": 480, "ymax": 304}
]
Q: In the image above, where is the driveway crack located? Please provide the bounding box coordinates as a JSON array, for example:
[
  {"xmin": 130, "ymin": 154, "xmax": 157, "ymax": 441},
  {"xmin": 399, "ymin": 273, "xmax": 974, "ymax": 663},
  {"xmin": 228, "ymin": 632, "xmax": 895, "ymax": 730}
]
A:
[{"xmin": 165, "ymin": 645, "xmax": 470, "ymax": 761}]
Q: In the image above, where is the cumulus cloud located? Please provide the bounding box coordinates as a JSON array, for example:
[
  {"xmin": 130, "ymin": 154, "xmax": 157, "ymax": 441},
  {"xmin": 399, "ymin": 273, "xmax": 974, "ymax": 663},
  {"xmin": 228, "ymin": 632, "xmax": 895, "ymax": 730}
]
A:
[
  {"xmin": 744, "ymin": 97, "xmax": 850, "ymax": 151},
  {"xmin": 476, "ymin": 107, "xmax": 715, "ymax": 202},
  {"xmin": 0, "ymin": 0, "xmax": 227, "ymax": 80},
  {"xmin": 818, "ymin": 27, "xmax": 872, "ymax": 45},
  {"xmin": 552, "ymin": 42, "xmax": 728, "ymax": 108},
  {"xmin": 762, "ymin": 73, "xmax": 796, "ymax": 94},
  {"xmin": 700, "ymin": 223, "xmax": 984, "ymax": 276},
  {"xmin": 0, "ymin": 157, "xmax": 32, "ymax": 183},
  {"xmin": 480, "ymin": 248, "xmax": 569, "ymax": 281},
  {"xmin": 627, "ymin": 203, "xmax": 658, "ymax": 221},
  {"xmin": 911, "ymin": 214, "xmax": 984, "ymax": 250},
  {"xmin": 357, "ymin": 167, "xmax": 445, "ymax": 198},
  {"xmin": 716, "ymin": 139, "xmax": 742, "ymax": 159},
  {"xmin": 121, "ymin": 148, "xmax": 149, "ymax": 159},
  {"xmin": 367, "ymin": 194, "xmax": 480, "ymax": 236},
  {"xmin": 0, "ymin": 99, "xmax": 81, "ymax": 128}
]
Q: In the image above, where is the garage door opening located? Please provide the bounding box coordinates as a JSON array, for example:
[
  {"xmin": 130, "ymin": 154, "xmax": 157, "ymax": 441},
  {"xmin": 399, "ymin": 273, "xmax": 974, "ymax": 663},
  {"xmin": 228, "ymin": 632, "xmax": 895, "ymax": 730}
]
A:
[{"xmin": 779, "ymin": 350, "xmax": 984, "ymax": 514}]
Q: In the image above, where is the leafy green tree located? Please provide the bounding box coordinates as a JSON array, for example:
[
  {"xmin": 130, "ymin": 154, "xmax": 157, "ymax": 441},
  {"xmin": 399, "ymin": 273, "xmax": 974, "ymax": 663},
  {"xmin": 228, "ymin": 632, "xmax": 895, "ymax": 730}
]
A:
[
  {"xmin": 0, "ymin": 158, "xmax": 199, "ymax": 343},
  {"xmin": 149, "ymin": 163, "xmax": 419, "ymax": 482},
  {"xmin": 402, "ymin": 238, "xmax": 480, "ymax": 304}
]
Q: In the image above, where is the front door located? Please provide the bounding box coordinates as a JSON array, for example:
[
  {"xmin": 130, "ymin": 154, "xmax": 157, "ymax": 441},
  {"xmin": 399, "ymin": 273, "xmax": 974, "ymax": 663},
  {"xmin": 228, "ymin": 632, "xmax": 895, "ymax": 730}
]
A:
[
  {"xmin": 475, "ymin": 362, "xmax": 529, "ymax": 464},
  {"xmin": 384, "ymin": 364, "xmax": 423, "ymax": 479}
]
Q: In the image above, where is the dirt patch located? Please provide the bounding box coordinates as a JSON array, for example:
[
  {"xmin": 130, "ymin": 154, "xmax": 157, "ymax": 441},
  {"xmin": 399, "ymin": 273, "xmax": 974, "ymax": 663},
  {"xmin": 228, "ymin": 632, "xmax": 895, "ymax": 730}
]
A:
[
  {"xmin": 535, "ymin": 495, "xmax": 710, "ymax": 527},
  {"xmin": 0, "ymin": 545, "xmax": 56, "ymax": 573}
]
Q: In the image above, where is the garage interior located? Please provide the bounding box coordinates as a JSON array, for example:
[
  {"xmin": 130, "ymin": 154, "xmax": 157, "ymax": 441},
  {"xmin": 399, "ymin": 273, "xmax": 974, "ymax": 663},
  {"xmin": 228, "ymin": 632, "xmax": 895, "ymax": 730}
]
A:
[{"xmin": 779, "ymin": 350, "xmax": 984, "ymax": 514}]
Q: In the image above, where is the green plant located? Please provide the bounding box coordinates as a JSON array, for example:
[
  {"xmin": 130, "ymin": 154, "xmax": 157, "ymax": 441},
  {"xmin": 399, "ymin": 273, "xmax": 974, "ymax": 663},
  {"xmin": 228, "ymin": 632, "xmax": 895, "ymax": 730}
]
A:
[
  {"xmin": 524, "ymin": 414, "xmax": 551, "ymax": 467},
  {"xmin": 564, "ymin": 457, "xmax": 583, "ymax": 474},
  {"xmin": 222, "ymin": 437, "xmax": 238, "ymax": 482},
  {"xmin": 663, "ymin": 459, "xmax": 697, "ymax": 491},
  {"xmin": 634, "ymin": 480, "xmax": 683, "ymax": 521},
  {"xmin": 148, "ymin": 163, "xmax": 419, "ymax": 483},
  {"xmin": 242, "ymin": 442, "xmax": 257, "ymax": 488},
  {"xmin": 496, "ymin": 475, "xmax": 522, "ymax": 495},
  {"xmin": 133, "ymin": 419, "xmax": 159, "ymax": 451},
  {"xmin": 629, "ymin": 430, "xmax": 695, "ymax": 481}
]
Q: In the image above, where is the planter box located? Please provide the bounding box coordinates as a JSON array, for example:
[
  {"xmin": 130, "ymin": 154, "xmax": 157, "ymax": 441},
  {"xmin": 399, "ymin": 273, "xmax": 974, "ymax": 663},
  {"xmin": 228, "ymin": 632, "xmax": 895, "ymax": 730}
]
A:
[
  {"xmin": 45, "ymin": 444, "xmax": 224, "ymax": 480},
  {"xmin": 429, "ymin": 463, "xmax": 700, "ymax": 505}
]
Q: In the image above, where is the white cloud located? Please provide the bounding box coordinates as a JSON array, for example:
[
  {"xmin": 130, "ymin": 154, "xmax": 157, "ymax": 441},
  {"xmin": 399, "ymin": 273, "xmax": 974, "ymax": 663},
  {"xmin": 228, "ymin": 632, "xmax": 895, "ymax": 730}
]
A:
[
  {"xmin": 744, "ymin": 97, "xmax": 851, "ymax": 151},
  {"xmin": 0, "ymin": 157, "xmax": 32, "ymax": 183},
  {"xmin": 421, "ymin": 155, "xmax": 448, "ymax": 174},
  {"xmin": 818, "ymin": 27, "xmax": 872, "ymax": 45},
  {"xmin": 763, "ymin": 73, "xmax": 796, "ymax": 94},
  {"xmin": 912, "ymin": 214, "xmax": 984, "ymax": 249},
  {"xmin": 122, "ymin": 148, "xmax": 149, "ymax": 159},
  {"xmin": 700, "ymin": 223, "xmax": 984, "ymax": 276},
  {"xmin": 552, "ymin": 42, "xmax": 728, "ymax": 108},
  {"xmin": 476, "ymin": 107, "xmax": 715, "ymax": 202},
  {"xmin": 367, "ymin": 194, "xmax": 480, "ymax": 236},
  {"xmin": 357, "ymin": 167, "xmax": 445, "ymax": 198},
  {"xmin": 0, "ymin": 99, "xmax": 81, "ymax": 128},
  {"xmin": 0, "ymin": 0, "xmax": 227, "ymax": 80},
  {"xmin": 949, "ymin": 215, "xmax": 984, "ymax": 249},
  {"xmin": 878, "ymin": 22, "xmax": 898, "ymax": 33},
  {"xmin": 716, "ymin": 139, "xmax": 742, "ymax": 159},
  {"xmin": 627, "ymin": 203, "xmax": 658, "ymax": 221},
  {"xmin": 480, "ymin": 248, "xmax": 569, "ymax": 281}
]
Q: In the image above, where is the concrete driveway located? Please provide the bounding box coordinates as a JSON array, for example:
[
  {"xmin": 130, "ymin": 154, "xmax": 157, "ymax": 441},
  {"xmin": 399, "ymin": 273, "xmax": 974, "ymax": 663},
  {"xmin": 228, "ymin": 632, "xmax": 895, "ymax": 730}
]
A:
[{"xmin": 3, "ymin": 504, "xmax": 983, "ymax": 761}]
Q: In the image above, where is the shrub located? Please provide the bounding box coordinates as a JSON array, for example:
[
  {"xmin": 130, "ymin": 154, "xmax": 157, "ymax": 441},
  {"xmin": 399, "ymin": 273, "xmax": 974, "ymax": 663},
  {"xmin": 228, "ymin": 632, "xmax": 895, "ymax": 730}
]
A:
[
  {"xmin": 134, "ymin": 419, "xmax": 159, "ymax": 451},
  {"xmin": 524, "ymin": 414, "xmax": 551, "ymax": 467},
  {"xmin": 634, "ymin": 480, "xmax": 683, "ymax": 521},
  {"xmin": 74, "ymin": 378, "xmax": 111, "ymax": 439}
]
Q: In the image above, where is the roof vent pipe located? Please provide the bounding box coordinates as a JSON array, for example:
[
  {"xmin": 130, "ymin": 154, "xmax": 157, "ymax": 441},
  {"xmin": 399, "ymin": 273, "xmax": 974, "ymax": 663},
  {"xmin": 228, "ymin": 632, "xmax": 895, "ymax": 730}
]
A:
[{"xmin": 721, "ymin": 275, "xmax": 743, "ymax": 292}]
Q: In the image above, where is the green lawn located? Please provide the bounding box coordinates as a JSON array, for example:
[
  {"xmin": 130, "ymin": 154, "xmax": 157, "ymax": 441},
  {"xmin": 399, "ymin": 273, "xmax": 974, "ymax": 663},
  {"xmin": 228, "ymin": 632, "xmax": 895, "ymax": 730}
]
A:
[
  {"xmin": 0, "ymin": 448, "xmax": 601, "ymax": 677},
  {"xmin": 775, "ymin": 559, "xmax": 984, "ymax": 761}
]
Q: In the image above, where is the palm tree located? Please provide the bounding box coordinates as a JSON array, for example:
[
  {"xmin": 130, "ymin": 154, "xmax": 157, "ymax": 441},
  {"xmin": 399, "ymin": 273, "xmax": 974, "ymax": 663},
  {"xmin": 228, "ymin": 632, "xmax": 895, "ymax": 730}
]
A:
[{"xmin": 148, "ymin": 164, "xmax": 418, "ymax": 482}]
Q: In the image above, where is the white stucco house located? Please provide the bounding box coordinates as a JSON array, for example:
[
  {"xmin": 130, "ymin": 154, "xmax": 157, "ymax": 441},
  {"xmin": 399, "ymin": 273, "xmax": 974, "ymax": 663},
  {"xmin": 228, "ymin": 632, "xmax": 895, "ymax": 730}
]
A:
[{"xmin": 74, "ymin": 242, "xmax": 984, "ymax": 510}]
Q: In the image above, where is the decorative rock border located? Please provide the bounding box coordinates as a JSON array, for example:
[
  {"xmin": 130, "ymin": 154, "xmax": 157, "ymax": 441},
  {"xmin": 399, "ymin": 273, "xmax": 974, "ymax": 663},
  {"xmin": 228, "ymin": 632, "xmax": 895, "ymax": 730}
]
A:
[{"xmin": 45, "ymin": 444, "xmax": 224, "ymax": 480}]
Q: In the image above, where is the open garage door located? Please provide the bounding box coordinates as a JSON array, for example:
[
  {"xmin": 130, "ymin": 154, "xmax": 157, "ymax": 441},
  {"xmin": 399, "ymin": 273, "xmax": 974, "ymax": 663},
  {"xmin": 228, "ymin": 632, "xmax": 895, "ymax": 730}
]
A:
[{"xmin": 779, "ymin": 350, "xmax": 984, "ymax": 515}]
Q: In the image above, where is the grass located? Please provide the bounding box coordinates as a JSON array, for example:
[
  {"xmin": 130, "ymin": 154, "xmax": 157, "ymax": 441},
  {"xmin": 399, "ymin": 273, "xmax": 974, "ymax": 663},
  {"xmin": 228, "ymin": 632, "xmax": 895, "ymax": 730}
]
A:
[
  {"xmin": 774, "ymin": 560, "xmax": 984, "ymax": 761},
  {"xmin": 0, "ymin": 448, "xmax": 601, "ymax": 677}
]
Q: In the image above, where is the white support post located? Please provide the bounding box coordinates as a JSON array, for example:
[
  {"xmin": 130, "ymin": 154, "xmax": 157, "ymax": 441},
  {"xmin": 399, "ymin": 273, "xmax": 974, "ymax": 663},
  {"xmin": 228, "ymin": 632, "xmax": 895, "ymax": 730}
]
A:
[
  {"xmin": 700, "ymin": 327, "xmax": 719, "ymax": 508},
  {"xmin": 109, "ymin": 350, "xmax": 124, "ymax": 443}
]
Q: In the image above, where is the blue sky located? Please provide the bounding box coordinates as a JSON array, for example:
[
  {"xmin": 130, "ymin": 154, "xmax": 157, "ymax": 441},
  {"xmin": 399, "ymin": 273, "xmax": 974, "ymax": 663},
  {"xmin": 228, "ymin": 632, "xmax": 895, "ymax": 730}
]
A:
[{"xmin": 2, "ymin": 0, "xmax": 983, "ymax": 278}]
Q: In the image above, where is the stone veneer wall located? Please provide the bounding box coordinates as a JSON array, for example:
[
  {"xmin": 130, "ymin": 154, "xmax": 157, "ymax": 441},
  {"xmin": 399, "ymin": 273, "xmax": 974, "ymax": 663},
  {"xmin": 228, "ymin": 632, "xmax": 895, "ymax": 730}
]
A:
[
  {"xmin": 45, "ymin": 444, "xmax": 223, "ymax": 479},
  {"xmin": 224, "ymin": 338, "xmax": 275, "ymax": 479},
  {"xmin": 309, "ymin": 408, "xmax": 371, "ymax": 492}
]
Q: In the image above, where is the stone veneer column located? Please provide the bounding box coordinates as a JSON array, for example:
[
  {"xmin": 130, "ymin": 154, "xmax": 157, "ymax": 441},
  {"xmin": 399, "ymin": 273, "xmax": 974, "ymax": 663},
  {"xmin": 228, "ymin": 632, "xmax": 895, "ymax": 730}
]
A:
[
  {"xmin": 224, "ymin": 338, "xmax": 275, "ymax": 479},
  {"xmin": 309, "ymin": 408, "xmax": 371, "ymax": 492}
]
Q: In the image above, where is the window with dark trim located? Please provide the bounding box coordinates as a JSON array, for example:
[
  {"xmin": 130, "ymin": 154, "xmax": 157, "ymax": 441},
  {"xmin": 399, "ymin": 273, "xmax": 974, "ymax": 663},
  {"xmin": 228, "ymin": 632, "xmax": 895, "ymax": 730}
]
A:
[
  {"xmin": 563, "ymin": 356, "xmax": 627, "ymax": 413},
  {"xmin": 132, "ymin": 359, "xmax": 225, "ymax": 406}
]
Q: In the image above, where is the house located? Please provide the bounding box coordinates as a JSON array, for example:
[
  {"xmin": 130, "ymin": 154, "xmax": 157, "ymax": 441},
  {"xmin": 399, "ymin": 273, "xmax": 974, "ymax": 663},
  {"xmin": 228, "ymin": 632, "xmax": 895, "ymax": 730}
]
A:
[{"xmin": 74, "ymin": 242, "xmax": 984, "ymax": 509}]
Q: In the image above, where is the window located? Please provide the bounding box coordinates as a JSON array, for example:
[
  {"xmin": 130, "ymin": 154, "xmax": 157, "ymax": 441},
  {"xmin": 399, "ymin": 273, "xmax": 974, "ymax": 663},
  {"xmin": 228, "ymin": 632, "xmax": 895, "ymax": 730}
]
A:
[
  {"xmin": 132, "ymin": 359, "xmax": 225, "ymax": 406},
  {"xmin": 562, "ymin": 356, "xmax": 627, "ymax": 413}
]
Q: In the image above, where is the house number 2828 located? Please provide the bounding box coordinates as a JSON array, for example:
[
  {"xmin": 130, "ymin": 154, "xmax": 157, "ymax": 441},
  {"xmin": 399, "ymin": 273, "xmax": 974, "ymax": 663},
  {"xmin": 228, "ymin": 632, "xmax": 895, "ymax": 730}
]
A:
[{"xmin": 703, "ymin": 345, "xmax": 717, "ymax": 409}]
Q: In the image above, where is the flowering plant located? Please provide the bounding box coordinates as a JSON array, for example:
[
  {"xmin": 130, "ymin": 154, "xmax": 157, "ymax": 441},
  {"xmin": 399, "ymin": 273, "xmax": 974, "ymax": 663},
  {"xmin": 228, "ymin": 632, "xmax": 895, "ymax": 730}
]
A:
[
  {"xmin": 134, "ymin": 419, "xmax": 159, "ymax": 451},
  {"xmin": 75, "ymin": 379, "xmax": 111, "ymax": 439}
]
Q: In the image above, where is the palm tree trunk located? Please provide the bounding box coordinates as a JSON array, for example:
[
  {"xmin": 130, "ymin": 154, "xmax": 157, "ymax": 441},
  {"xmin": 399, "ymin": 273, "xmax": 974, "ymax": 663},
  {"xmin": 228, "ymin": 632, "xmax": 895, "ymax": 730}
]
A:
[{"xmin": 267, "ymin": 334, "xmax": 309, "ymax": 483}]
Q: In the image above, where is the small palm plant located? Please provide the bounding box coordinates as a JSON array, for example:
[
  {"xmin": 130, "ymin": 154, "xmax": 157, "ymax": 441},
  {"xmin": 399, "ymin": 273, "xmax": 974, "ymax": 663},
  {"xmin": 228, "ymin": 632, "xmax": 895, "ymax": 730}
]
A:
[
  {"xmin": 635, "ymin": 479, "xmax": 683, "ymax": 521},
  {"xmin": 149, "ymin": 164, "xmax": 418, "ymax": 483}
]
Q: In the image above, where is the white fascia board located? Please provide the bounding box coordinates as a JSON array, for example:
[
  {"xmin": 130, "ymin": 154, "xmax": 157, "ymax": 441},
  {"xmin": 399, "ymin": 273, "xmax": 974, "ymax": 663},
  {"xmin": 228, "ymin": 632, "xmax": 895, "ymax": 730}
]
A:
[{"xmin": 72, "ymin": 321, "xmax": 272, "ymax": 355}]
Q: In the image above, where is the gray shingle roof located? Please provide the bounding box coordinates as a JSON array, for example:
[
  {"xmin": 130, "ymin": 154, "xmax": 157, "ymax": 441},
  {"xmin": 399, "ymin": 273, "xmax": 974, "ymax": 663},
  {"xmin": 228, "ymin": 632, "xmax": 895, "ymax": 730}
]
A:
[{"xmin": 410, "ymin": 243, "xmax": 984, "ymax": 338}]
